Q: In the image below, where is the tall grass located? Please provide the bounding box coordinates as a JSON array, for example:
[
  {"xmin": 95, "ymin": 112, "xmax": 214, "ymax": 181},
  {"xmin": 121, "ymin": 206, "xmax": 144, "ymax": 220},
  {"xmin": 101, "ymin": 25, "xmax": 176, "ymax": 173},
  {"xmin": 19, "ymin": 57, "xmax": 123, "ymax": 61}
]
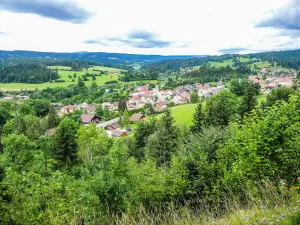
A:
[{"xmin": 112, "ymin": 182, "xmax": 300, "ymax": 225}]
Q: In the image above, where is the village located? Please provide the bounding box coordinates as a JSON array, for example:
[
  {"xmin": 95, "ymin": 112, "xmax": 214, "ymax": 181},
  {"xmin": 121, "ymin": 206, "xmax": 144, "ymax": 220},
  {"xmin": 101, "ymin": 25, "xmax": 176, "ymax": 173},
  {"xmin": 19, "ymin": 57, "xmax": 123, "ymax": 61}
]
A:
[{"xmin": 0, "ymin": 66, "xmax": 298, "ymax": 139}]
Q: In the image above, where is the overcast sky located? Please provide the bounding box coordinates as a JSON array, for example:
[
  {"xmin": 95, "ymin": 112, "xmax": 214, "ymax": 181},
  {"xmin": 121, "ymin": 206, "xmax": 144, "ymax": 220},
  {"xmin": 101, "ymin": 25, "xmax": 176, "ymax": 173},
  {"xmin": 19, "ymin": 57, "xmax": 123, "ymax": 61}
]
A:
[{"xmin": 0, "ymin": 0, "xmax": 300, "ymax": 55}]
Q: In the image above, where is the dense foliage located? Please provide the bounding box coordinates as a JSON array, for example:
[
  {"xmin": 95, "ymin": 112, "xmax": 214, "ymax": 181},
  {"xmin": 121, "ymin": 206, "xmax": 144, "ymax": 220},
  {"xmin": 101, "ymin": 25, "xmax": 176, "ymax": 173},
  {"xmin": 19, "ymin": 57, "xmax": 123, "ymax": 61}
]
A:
[
  {"xmin": 0, "ymin": 86, "xmax": 299, "ymax": 224},
  {"xmin": 0, "ymin": 62, "xmax": 58, "ymax": 83}
]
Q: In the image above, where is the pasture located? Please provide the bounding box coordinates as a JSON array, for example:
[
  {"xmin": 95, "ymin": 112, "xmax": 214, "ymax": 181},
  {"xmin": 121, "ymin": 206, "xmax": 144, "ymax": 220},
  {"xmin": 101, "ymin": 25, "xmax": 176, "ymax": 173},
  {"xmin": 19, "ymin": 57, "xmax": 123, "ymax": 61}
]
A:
[{"xmin": 0, "ymin": 66, "xmax": 123, "ymax": 91}]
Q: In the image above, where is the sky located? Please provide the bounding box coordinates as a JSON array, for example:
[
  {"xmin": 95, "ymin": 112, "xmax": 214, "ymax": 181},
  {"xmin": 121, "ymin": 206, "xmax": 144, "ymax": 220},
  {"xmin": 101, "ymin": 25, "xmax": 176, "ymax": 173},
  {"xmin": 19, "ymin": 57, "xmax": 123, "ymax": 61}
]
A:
[{"xmin": 0, "ymin": 0, "xmax": 300, "ymax": 55}]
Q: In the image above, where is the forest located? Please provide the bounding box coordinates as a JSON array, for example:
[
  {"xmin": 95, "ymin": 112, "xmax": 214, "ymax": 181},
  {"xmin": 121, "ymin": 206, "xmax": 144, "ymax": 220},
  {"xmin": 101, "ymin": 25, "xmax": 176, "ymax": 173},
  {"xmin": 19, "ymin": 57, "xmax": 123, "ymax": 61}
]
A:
[
  {"xmin": 0, "ymin": 62, "xmax": 59, "ymax": 84},
  {"xmin": 0, "ymin": 83, "xmax": 299, "ymax": 224}
]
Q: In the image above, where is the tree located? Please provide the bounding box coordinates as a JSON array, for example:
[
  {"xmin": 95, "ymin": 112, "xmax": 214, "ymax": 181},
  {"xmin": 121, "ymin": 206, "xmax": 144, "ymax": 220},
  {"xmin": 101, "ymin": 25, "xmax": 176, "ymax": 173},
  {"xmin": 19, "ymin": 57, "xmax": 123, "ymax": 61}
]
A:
[
  {"xmin": 53, "ymin": 118, "xmax": 79, "ymax": 168},
  {"xmin": 77, "ymin": 76, "xmax": 85, "ymax": 88},
  {"xmin": 91, "ymin": 81, "xmax": 97, "ymax": 88},
  {"xmin": 190, "ymin": 92, "xmax": 199, "ymax": 103},
  {"xmin": 265, "ymin": 87, "xmax": 295, "ymax": 107},
  {"xmin": 103, "ymin": 106, "xmax": 111, "ymax": 121},
  {"xmin": 205, "ymin": 90, "xmax": 239, "ymax": 126},
  {"xmin": 190, "ymin": 102, "xmax": 205, "ymax": 133},
  {"xmin": 147, "ymin": 109, "xmax": 179, "ymax": 166},
  {"xmin": 134, "ymin": 118, "xmax": 157, "ymax": 150},
  {"xmin": 95, "ymin": 105, "xmax": 104, "ymax": 118},
  {"xmin": 239, "ymin": 85, "xmax": 257, "ymax": 118},
  {"xmin": 47, "ymin": 106, "xmax": 60, "ymax": 129},
  {"xmin": 92, "ymin": 74, "xmax": 96, "ymax": 81},
  {"xmin": 121, "ymin": 110, "xmax": 130, "ymax": 127},
  {"xmin": 76, "ymin": 124, "xmax": 111, "ymax": 170},
  {"xmin": 118, "ymin": 99, "xmax": 127, "ymax": 112},
  {"xmin": 23, "ymin": 99, "xmax": 50, "ymax": 117},
  {"xmin": 230, "ymin": 79, "xmax": 249, "ymax": 96},
  {"xmin": 297, "ymin": 70, "xmax": 300, "ymax": 80}
]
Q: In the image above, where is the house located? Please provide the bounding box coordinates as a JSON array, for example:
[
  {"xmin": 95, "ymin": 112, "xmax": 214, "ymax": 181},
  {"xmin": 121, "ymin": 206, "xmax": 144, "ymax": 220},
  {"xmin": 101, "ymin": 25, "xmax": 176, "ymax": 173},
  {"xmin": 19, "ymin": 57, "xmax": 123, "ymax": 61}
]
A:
[
  {"xmin": 266, "ymin": 82, "xmax": 278, "ymax": 89},
  {"xmin": 61, "ymin": 105, "xmax": 78, "ymax": 114},
  {"xmin": 248, "ymin": 76, "xmax": 263, "ymax": 83},
  {"xmin": 278, "ymin": 77, "xmax": 293, "ymax": 87},
  {"xmin": 153, "ymin": 106, "xmax": 164, "ymax": 112},
  {"xmin": 261, "ymin": 68, "xmax": 268, "ymax": 75},
  {"xmin": 3, "ymin": 95, "xmax": 14, "ymax": 101},
  {"xmin": 130, "ymin": 113, "xmax": 146, "ymax": 122},
  {"xmin": 111, "ymin": 130, "xmax": 128, "ymax": 137},
  {"xmin": 81, "ymin": 114, "xmax": 101, "ymax": 125},
  {"xmin": 18, "ymin": 93, "xmax": 30, "ymax": 99},
  {"xmin": 87, "ymin": 105, "xmax": 96, "ymax": 114},
  {"xmin": 106, "ymin": 122, "xmax": 120, "ymax": 131},
  {"xmin": 217, "ymin": 82, "xmax": 225, "ymax": 89}
]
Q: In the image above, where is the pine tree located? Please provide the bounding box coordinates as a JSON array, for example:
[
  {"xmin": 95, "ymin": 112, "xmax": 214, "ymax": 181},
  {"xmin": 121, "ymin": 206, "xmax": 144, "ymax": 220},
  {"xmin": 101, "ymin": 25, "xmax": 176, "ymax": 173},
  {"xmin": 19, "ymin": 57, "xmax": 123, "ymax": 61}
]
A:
[
  {"xmin": 118, "ymin": 99, "xmax": 127, "ymax": 112},
  {"xmin": 95, "ymin": 105, "xmax": 104, "ymax": 118},
  {"xmin": 190, "ymin": 102, "xmax": 204, "ymax": 133},
  {"xmin": 47, "ymin": 106, "xmax": 60, "ymax": 129},
  {"xmin": 239, "ymin": 85, "xmax": 257, "ymax": 119},
  {"xmin": 147, "ymin": 108, "xmax": 179, "ymax": 166},
  {"xmin": 121, "ymin": 110, "xmax": 130, "ymax": 127},
  {"xmin": 53, "ymin": 118, "xmax": 79, "ymax": 168},
  {"xmin": 77, "ymin": 76, "xmax": 85, "ymax": 88}
]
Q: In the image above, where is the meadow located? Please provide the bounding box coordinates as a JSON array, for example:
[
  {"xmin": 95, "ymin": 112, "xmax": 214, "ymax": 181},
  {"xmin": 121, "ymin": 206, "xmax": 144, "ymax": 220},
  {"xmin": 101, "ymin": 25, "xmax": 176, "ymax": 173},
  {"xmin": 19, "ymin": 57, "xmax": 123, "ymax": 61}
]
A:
[
  {"xmin": 0, "ymin": 66, "xmax": 157, "ymax": 91},
  {"xmin": 0, "ymin": 66, "xmax": 122, "ymax": 91},
  {"xmin": 148, "ymin": 103, "xmax": 197, "ymax": 127}
]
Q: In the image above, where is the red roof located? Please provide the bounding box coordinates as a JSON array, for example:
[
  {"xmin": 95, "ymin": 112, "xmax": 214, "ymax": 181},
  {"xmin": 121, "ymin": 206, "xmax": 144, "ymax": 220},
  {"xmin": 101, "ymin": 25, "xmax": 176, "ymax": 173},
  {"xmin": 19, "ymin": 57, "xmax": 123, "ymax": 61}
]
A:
[
  {"xmin": 81, "ymin": 114, "xmax": 100, "ymax": 124},
  {"xmin": 266, "ymin": 82, "xmax": 278, "ymax": 88},
  {"xmin": 130, "ymin": 113, "xmax": 146, "ymax": 122},
  {"xmin": 278, "ymin": 77, "xmax": 292, "ymax": 83}
]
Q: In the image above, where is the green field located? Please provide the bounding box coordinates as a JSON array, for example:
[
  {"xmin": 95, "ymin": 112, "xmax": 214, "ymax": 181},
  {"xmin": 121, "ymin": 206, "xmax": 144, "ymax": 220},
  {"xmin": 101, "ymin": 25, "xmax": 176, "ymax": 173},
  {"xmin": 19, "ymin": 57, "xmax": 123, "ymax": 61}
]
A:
[
  {"xmin": 149, "ymin": 104, "xmax": 197, "ymax": 127},
  {"xmin": 207, "ymin": 59, "xmax": 234, "ymax": 68},
  {"xmin": 238, "ymin": 57, "xmax": 250, "ymax": 62},
  {"xmin": 0, "ymin": 66, "xmax": 159, "ymax": 91}
]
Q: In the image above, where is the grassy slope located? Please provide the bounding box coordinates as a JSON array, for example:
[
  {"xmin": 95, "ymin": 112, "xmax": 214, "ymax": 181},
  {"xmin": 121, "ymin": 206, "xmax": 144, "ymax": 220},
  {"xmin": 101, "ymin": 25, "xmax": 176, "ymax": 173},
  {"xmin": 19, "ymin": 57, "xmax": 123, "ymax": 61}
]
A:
[
  {"xmin": 116, "ymin": 189, "xmax": 300, "ymax": 225},
  {"xmin": 0, "ymin": 66, "xmax": 157, "ymax": 91},
  {"xmin": 208, "ymin": 59, "xmax": 234, "ymax": 67},
  {"xmin": 147, "ymin": 104, "xmax": 197, "ymax": 127}
]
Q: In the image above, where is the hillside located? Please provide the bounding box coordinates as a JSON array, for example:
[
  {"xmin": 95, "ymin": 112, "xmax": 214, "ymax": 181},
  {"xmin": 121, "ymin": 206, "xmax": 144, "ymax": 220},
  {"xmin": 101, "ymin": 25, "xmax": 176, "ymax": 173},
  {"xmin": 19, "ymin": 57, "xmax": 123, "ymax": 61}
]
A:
[
  {"xmin": 0, "ymin": 50, "xmax": 205, "ymax": 66},
  {"xmin": 146, "ymin": 49, "xmax": 300, "ymax": 72}
]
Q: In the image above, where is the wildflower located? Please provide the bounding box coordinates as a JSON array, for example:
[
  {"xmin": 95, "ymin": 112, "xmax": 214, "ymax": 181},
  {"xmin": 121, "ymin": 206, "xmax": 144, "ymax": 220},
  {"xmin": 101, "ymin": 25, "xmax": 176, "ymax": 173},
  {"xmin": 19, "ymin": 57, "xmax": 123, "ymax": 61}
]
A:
[
  {"xmin": 261, "ymin": 217, "xmax": 267, "ymax": 223},
  {"xmin": 270, "ymin": 222, "xmax": 274, "ymax": 225}
]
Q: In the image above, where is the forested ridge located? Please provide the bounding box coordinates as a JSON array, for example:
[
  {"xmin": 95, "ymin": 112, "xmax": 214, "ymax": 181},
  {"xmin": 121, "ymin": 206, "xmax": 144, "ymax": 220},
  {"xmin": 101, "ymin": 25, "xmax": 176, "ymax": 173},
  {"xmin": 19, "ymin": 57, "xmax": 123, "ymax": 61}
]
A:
[
  {"xmin": 146, "ymin": 49, "xmax": 300, "ymax": 73},
  {"xmin": 0, "ymin": 50, "xmax": 201, "ymax": 66},
  {"xmin": 0, "ymin": 62, "xmax": 58, "ymax": 84}
]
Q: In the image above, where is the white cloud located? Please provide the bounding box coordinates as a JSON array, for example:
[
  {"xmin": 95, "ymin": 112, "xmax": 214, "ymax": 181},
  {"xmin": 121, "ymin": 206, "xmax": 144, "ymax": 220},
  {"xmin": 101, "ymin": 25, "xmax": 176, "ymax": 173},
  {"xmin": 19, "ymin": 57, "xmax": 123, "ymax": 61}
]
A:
[{"xmin": 0, "ymin": 0, "xmax": 298, "ymax": 55}]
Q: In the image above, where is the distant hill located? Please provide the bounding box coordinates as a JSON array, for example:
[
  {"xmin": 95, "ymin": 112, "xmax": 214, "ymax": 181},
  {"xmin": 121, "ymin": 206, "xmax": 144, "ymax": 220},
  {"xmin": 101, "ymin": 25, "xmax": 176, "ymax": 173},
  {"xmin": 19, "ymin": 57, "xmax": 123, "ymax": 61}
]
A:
[
  {"xmin": 0, "ymin": 50, "xmax": 206, "ymax": 65},
  {"xmin": 146, "ymin": 49, "xmax": 300, "ymax": 72}
]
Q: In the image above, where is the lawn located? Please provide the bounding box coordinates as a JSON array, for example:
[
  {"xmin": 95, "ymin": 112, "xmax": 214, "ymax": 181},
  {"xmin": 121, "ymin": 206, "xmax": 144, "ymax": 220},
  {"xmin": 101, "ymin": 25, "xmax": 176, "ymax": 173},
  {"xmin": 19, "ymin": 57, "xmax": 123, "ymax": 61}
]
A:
[
  {"xmin": 238, "ymin": 57, "xmax": 250, "ymax": 62},
  {"xmin": 207, "ymin": 59, "xmax": 234, "ymax": 68},
  {"xmin": 149, "ymin": 104, "xmax": 197, "ymax": 127}
]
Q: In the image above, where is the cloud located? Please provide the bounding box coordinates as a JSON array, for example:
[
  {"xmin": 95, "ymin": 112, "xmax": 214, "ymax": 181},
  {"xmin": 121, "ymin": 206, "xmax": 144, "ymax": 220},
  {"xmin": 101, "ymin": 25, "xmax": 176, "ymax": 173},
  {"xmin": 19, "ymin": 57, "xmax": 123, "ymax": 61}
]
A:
[
  {"xmin": 0, "ymin": 0, "xmax": 92, "ymax": 24},
  {"xmin": 256, "ymin": 0, "xmax": 300, "ymax": 31},
  {"xmin": 218, "ymin": 47, "xmax": 248, "ymax": 54},
  {"xmin": 84, "ymin": 30, "xmax": 180, "ymax": 48},
  {"xmin": 277, "ymin": 30, "xmax": 300, "ymax": 38}
]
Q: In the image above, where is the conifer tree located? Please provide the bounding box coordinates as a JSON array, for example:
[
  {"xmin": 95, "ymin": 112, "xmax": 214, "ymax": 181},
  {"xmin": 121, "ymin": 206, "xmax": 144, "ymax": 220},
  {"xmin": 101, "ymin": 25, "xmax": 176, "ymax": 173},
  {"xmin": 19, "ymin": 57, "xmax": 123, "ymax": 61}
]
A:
[{"xmin": 190, "ymin": 102, "xmax": 205, "ymax": 133}]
